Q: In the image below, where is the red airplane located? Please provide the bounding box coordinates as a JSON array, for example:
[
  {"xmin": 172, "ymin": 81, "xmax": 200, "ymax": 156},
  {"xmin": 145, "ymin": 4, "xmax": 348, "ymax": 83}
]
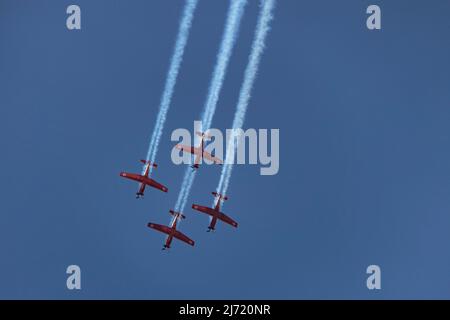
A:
[
  {"xmin": 119, "ymin": 160, "xmax": 168, "ymax": 198},
  {"xmin": 147, "ymin": 210, "xmax": 195, "ymax": 250},
  {"xmin": 175, "ymin": 131, "xmax": 223, "ymax": 170},
  {"xmin": 192, "ymin": 192, "xmax": 238, "ymax": 232}
]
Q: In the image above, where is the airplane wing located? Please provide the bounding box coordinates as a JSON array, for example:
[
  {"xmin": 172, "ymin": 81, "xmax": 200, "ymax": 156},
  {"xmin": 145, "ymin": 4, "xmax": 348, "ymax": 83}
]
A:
[
  {"xmin": 175, "ymin": 144, "xmax": 200, "ymax": 155},
  {"xmin": 120, "ymin": 172, "xmax": 143, "ymax": 183},
  {"xmin": 147, "ymin": 223, "xmax": 194, "ymax": 246},
  {"xmin": 175, "ymin": 145, "xmax": 221, "ymax": 163},
  {"xmin": 147, "ymin": 223, "xmax": 172, "ymax": 235},
  {"xmin": 201, "ymin": 151, "xmax": 223, "ymax": 164},
  {"xmin": 141, "ymin": 177, "xmax": 168, "ymax": 193},
  {"xmin": 172, "ymin": 230, "xmax": 195, "ymax": 246},
  {"xmin": 192, "ymin": 204, "xmax": 238, "ymax": 228}
]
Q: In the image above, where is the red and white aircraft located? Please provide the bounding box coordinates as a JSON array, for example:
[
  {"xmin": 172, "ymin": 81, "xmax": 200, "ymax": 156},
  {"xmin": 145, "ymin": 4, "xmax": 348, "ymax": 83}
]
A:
[
  {"xmin": 175, "ymin": 131, "xmax": 223, "ymax": 170},
  {"xmin": 147, "ymin": 210, "xmax": 195, "ymax": 250},
  {"xmin": 192, "ymin": 192, "xmax": 238, "ymax": 232},
  {"xmin": 119, "ymin": 160, "xmax": 168, "ymax": 198}
]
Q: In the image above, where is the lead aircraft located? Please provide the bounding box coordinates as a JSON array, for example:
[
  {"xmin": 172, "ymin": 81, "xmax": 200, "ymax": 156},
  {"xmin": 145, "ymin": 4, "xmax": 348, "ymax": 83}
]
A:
[{"xmin": 148, "ymin": 210, "xmax": 195, "ymax": 250}]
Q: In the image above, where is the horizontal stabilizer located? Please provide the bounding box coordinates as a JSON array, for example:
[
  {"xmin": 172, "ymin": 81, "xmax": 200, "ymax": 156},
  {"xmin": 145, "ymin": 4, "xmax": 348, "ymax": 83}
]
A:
[
  {"xmin": 212, "ymin": 191, "xmax": 228, "ymax": 201},
  {"xmin": 140, "ymin": 159, "xmax": 158, "ymax": 168},
  {"xmin": 196, "ymin": 131, "xmax": 212, "ymax": 139},
  {"xmin": 169, "ymin": 210, "xmax": 185, "ymax": 219}
]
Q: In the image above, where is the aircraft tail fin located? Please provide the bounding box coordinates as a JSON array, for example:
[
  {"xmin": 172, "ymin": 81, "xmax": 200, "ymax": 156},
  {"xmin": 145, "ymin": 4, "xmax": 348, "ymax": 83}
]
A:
[
  {"xmin": 195, "ymin": 131, "xmax": 212, "ymax": 139},
  {"xmin": 140, "ymin": 159, "xmax": 158, "ymax": 168},
  {"xmin": 169, "ymin": 210, "xmax": 186, "ymax": 219},
  {"xmin": 212, "ymin": 191, "xmax": 228, "ymax": 201}
]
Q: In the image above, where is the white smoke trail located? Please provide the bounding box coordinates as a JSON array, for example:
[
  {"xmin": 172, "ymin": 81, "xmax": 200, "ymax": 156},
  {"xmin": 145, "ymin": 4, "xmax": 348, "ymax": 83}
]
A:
[
  {"xmin": 143, "ymin": 0, "xmax": 198, "ymax": 175},
  {"xmin": 201, "ymin": 0, "xmax": 247, "ymax": 130},
  {"xmin": 174, "ymin": 0, "xmax": 247, "ymax": 214},
  {"xmin": 175, "ymin": 168, "xmax": 196, "ymax": 211},
  {"xmin": 217, "ymin": 0, "xmax": 276, "ymax": 201}
]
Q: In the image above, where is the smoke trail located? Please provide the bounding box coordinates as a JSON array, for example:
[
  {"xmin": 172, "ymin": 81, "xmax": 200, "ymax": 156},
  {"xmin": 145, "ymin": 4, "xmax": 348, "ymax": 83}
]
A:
[
  {"xmin": 175, "ymin": 168, "xmax": 196, "ymax": 211},
  {"xmin": 143, "ymin": 0, "xmax": 198, "ymax": 175},
  {"xmin": 217, "ymin": 0, "xmax": 276, "ymax": 200},
  {"xmin": 201, "ymin": 0, "xmax": 247, "ymax": 130},
  {"xmin": 174, "ymin": 0, "xmax": 247, "ymax": 214}
]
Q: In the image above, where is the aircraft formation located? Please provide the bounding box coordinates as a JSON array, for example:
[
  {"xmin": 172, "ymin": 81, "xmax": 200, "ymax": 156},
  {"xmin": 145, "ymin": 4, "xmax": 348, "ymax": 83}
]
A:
[
  {"xmin": 120, "ymin": 131, "xmax": 238, "ymax": 250},
  {"xmin": 118, "ymin": 0, "xmax": 276, "ymax": 250}
]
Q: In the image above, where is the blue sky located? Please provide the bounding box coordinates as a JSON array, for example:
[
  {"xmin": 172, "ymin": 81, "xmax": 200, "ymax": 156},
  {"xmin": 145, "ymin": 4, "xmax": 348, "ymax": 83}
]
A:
[{"xmin": 1, "ymin": 0, "xmax": 450, "ymax": 299}]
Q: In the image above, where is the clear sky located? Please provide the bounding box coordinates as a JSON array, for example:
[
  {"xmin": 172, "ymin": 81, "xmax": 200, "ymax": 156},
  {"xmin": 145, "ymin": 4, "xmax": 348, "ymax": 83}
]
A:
[{"xmin": 1, "ymin": 0, "xmax": 450, "ymax": 299}]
